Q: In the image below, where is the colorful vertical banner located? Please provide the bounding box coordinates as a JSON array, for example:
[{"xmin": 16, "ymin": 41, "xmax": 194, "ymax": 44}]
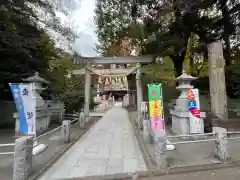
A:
[
  {"xmin": 188, "ymin": 88, "xmax": 202, "ymax": 133},
  {"xmin": 147, "ymin": 84, "xmax": 165, "ymax": 132},
  {"xmin": 9, "ymin": 83, "xmax": 36, "ymax": 135}
]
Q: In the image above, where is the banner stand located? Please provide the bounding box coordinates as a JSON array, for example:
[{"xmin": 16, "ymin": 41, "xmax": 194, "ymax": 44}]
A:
[
  {"xmin": 9, "ymin": 83, "xmax": 47, "ymax": 156},
  {"xmin": 32, "ymin": 139, "xmax": 47, "ymax": 156},
  {"xmin": 147, "ymin": 84, "xmax": 175, "ymax": 151},
  {"xmin": 31, "ymin": 83, "xmax": 47, "ymax": 156}
]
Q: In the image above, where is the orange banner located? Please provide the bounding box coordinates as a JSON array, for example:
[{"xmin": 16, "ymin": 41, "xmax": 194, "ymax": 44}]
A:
[{"xmin": 149, "ymin": 100, "xmax": 162, "ymax": 116}]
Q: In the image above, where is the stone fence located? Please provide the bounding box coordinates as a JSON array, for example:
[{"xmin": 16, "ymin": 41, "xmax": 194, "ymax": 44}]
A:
[
  {"xmin": 0, "ymin": 112, "xmax": 85, "ymax": 180},
  {"xmin": 141, "ymin": 121, "xmax": 240, "ymax": 168}
]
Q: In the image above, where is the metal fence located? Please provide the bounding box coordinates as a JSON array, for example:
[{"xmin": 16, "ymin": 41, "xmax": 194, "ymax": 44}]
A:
[
  {"xmin": 0, "ymin": 143, "xmax": 15, "ymax": 155},
  {"xmin": 0, "ymin": 114, "xmax": 79, "ymax": 157}
]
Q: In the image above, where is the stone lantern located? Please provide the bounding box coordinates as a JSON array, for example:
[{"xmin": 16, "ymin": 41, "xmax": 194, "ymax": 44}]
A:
[
  {"xmin": 23, "ymin": 72, "xmax": 51, "ymax": 134},
  {"xmin": 175, "ymin": 70, "xmax": 197, "ymax": 112},
  {"xmin": 170, "ymin": 70, "xmax": 206, "ymax": 135}
]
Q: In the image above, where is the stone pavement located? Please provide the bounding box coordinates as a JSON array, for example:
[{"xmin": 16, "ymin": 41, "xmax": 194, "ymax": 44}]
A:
[{"xmin": 39, "ymin": 105, "xmax": 147, "ymax": 180}]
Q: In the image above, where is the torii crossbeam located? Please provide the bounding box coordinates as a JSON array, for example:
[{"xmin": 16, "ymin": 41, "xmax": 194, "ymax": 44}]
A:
[{"xmin": 72, "ymin": 55, "xmax": 153, "ymax": 126}]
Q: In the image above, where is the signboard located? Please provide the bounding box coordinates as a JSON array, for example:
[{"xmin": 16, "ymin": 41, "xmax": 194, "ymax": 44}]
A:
[
  {"xmin": 147, "ymin": 84, "xmax": 165, "ymax": 133},
  {"xmin": 9, "ymin": 83, "xmax": 36, "ymax": 135},
  {"xmin": 140, "ymin": 101, "xmax": 148, "ymax": 112},
  {"xmin": 188, "ymin": 88, "xmax": 202, "ymax": 133},
  {"xmin": 141, "ymin": 101, "xmax": 148, "ymax": 120},
  {"xmin": 102, "ymin": 95, "xmax": 108, "ymax": 105}
]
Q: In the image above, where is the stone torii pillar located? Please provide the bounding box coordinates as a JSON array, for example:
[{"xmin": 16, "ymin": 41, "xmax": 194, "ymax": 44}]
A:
[
  {"xmin": 84, "ymin": 64, "xmax": 92, "ymax": 117},
  {"xmin": 136, "ymin": 62, "xmax": 143, "ymax": 129}
]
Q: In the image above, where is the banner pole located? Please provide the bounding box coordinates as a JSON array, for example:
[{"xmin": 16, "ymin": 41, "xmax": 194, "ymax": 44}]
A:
[
  {"xmin": 32, "ymin": 83, "xmax": 38, "ymax": 146},
  {"xmin": 31, "ymin": 82, "xmax": 48, "ymax": 155}
]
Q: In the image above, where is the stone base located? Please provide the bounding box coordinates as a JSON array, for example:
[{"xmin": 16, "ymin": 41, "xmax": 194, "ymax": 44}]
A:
[
  {"xmin": 32, "ymin": 143, "xmax": 48, "ymax": 155},
  {"xmin": 170, "ymin": 110, "xmax": 205, "ymax": 135},
  {"xmin": 166, "ymin": 140, "xmax": 175, "ymax": 151}
]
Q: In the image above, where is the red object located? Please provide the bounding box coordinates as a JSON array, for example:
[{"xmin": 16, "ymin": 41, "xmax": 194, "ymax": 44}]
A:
[
  {"xmin": 191, "ymin": 108, "xmax": 201, "ymax": 118},
  {"xmin": 152, "ymin": 90, "xmax": 156, "ymax": 95}
]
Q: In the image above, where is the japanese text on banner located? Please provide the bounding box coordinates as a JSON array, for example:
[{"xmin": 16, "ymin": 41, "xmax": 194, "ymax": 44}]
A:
[
  {"xmin": 9, "ymin": 83, "xmax": 36, "ymax": 135},
  {"xmin": 147, "ymin": 84, "xmax": 165, "ymax": 132}
]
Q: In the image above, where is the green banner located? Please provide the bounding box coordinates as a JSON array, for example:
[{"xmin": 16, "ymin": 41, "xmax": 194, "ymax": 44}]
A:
[{"xmin": 147, "ymin": 84, "xmax": 162, "ymax": 101}]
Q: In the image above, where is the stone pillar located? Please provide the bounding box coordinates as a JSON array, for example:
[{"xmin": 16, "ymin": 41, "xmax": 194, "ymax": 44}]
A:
[
  {"xmin": 213, "ymin": 127, "xmax": 228, "ymax": 161},
  {"xmin": 130, "ymin": 92, "xmax": 135, "ymax": 106},
  {"xmin": 79, "ymin": 110, "xmax": 85, "ymax": 129},
  {"xmin": 141, "ymin": 102, "xmax": 151, "ymax": 143},
  {"xmin": 84, "ymin": 66, "xmax": 91, "ymax": 117},
  {"xmin": 208, "ymin": 41, "xmax": 228, "ymax": 122},
  {"xmin": 136, "ymin": 63, "xmax": 143, "ymax": 129},
  {"xmin": 13, "ymin": 136, "xmax": 33, "ymax": 180},
  {"xmin": 154, "ymin": 135, "xmax": 167, "ymax": 168},
  {"xmin": 62, "ymin": 120, "xmax": 71, "ymax": 143},
  {"xmin": 143, "ymin": 120, "xmax": 151, "ymax": 143}
]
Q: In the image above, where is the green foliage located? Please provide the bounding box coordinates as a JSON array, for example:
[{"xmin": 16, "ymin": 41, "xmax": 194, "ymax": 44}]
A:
[
  {"xmin": 0, "ymin": 0, "xmax": 76, "ymax": 103},
  {"xmin": 96, "ymin": 0, "xmax": 240, "ymax": 79},
  {"xmin": 95, "ymin": 0, "xmax": 132, "ymax": 54},
  {"xmin": 141, "ymin": 56, "xmax": 175, "ymax": 83}
]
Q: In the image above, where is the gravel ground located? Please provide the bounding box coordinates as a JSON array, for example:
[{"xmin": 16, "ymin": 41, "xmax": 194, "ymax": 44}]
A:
[
  {"xmin": 128, "ymin": 110, "xmax": 240, "ymax": 168},
  {"xmin": 139, "ymin": 167, "xmax": 240, "ymax": 180}
]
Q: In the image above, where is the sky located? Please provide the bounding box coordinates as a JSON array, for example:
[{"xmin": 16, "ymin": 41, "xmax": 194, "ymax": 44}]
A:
[{"xmin": 62, "ymin": 0, "xmax": 99, "ymax": 56}]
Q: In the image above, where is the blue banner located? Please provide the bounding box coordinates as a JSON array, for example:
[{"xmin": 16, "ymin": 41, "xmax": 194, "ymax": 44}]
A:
[{"xmin": 9, "ymin": 83, "xmax": 36, "ymax": 135}]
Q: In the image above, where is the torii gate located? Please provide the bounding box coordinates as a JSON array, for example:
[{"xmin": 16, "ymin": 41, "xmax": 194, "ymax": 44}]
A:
[{"xmin": 72, "ymin": 55, "xmax": 153, "ymax": 125}]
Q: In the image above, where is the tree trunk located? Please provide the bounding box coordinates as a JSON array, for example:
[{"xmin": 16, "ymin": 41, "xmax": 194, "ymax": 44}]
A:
[
  {"xmin": 173, "ymin": 56, "xmax": 184, "ymax": 77},
  {"xmin": 170, "ymin": 43, "xmax": 188, "ymax": 77}
]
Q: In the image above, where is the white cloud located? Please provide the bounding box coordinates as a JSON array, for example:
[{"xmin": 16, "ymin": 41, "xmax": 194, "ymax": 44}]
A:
[
  {"xmin": 36, "ymin": 0, "xmax": 99, "ymax": 56},
  {"xmin": 68, "ymin": 0, "xmax": 99, "ymax": 56}
]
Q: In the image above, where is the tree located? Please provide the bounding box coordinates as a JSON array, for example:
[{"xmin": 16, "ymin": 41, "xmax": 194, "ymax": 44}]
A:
[
  {"xmin": 95, "ymin": 0, "xmax": 132, "ymax": 55},
  {"xmin": 0, "ymin": 0, "xmax": 75, "ymax": 99},
  {"xmin": 95, "ymin": 0, "xmax": 240, "ymax": 77}
]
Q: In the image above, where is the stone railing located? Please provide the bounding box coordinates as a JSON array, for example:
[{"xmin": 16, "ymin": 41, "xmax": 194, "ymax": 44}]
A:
[
  {"xmin": 138, "ymin": 106, "xmax": 240, "ymax": 168},
  {"xmin": 4, "ymin": 112, "xmax": 86, "ymax": 180}
]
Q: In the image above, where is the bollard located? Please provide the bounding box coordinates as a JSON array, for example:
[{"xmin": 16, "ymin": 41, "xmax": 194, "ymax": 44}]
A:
[
  {"xmin": 143, "ymin": 119, "xmax": 151, "ymax": 143},
  {"xmin": 213, "ymin": 127, "xmax": 228, "ymax": 161},
  {"xmin": 153, "ymin": 134, "xmax": 167, "ymax": 169},
  {"xmin": 62, "ymin": 120, "xmax": 71, "ymax": 143},
  {"xmin": 79, "ymin": 111, "xmax": 85, "ymax": 129},
  {"xmin": 13, "ymin": 136, "xmax": 33, "ymax": 180},
  {"xmin": 137, "ymin": 111, "xmax": 143, "ymax": 129}
]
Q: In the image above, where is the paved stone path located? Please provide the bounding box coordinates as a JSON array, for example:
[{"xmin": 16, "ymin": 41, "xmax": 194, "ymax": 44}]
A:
[{"xmin": 39, "ymin": 105, "xmax": 147, "ymax": 180}]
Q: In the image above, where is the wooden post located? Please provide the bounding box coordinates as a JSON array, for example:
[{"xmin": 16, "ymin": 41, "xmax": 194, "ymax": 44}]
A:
[{"xmin": 208, "ymin": 41, "xmax": 228, "ymax": 123}]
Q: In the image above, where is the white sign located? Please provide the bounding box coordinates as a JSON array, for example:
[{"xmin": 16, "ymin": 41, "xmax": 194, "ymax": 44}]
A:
[
  {"xmin": 188, "ymin": 89, "xmax": 203, "ymax": 134},
  {"xmin": 9, "ymin": 83, "xmax": 36, "ymax": 135},
  {"xmin": 102, "ymin": 95, "xmax": 108, "ymax": 105},
  {"xmin": 140, "ymin": 101, "xmax": 148, "ymax": 112}
]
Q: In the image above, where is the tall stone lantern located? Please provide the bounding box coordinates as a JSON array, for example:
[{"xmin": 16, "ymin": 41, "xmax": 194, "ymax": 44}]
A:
[
  {"xmin": 23, "ymin": 72, "xmax": 51, "ymax": 134},
  {"xmin": 170, "ymin": 70, "xmax": 206, "ymax": 135}
]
